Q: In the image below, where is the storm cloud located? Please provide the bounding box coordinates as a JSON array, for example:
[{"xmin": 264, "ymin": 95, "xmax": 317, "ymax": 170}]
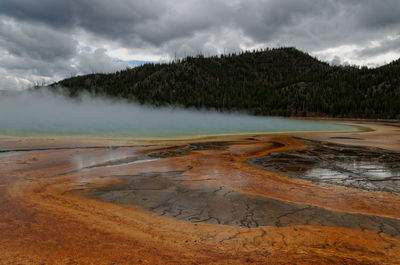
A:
[{"xmin": 0, "ymin": 0, "xmax": 400, "ymax": 90}]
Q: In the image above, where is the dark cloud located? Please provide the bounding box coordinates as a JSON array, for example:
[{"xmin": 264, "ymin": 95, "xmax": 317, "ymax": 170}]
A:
[
  {"xmin": 355, "ymin": 0, "xmax": 400, "ymax": 30},
  {"xmin": 0, "ymin": 0, "xmax": 76, "ymax": 28},
  {"xmin": 0, "ymin": 0, "xmax": 400, "ymax": 89},
  {"xmin": 0, "ymin": 17, "xmax": 77, "ymax": 62},
  {"xmin": 76, "ymin": 0, "xmax": 166, "ymax": 45},
  {"xmin": 236, "ymin": 0, "xmax": 338, "ymax": 43}
]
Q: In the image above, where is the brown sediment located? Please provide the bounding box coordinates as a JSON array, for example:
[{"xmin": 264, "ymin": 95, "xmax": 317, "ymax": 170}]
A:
[{"xmin": 1, "ymin": 120, "xmax": 400, "ymax": 264}]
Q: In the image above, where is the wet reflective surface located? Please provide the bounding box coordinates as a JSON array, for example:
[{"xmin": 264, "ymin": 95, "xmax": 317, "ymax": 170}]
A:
[{"xmin": 248, "ymin": 139, "xmax": 400, "ymax": 192}]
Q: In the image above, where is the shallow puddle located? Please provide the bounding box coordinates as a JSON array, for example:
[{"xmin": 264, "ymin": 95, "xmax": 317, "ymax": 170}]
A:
[{"xmin": 248, "ymin": 139, "xmax": 400, "ymax": 192}]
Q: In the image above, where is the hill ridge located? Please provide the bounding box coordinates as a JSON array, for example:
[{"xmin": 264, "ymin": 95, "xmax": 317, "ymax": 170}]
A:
[{"xmin": 53, "ymin": 47, "xmax": 400, "ymax": 119}]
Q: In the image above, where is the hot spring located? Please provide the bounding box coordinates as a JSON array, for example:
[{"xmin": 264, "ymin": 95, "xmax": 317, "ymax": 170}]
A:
[{"xmin": 0, "ymin": 89, "xmax": 354, "ymax": 138}]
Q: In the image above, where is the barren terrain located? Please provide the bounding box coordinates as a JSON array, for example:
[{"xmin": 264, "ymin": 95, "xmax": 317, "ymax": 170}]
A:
[{"xmin": 1, "ymin": 120, "xmax": 400, "ymax": 264}]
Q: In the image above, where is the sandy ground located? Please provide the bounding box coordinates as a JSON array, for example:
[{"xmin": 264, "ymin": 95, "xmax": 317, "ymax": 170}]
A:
[
  {"xmin": 302, "ymin": 119, "xmax": 400, "ymax": 151},
  {"xmin": 0, "ymin": 119, "xmax": 400, "ymax": 264}
]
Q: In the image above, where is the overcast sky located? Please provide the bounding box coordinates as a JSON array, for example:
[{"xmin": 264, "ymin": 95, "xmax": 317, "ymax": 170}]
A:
[{"xmin": 1, "ymin": 0, "xmax": 400, "ymax": 90}]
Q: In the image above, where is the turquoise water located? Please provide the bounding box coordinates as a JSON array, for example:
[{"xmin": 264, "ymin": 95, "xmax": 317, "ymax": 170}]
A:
[
  {"xmin": 0, "ymin": 118, "xmax": 353, "ymax": 138},
  {"xmin": 0, "ymin": 90, "xmax": 354, "ymax": 138}
]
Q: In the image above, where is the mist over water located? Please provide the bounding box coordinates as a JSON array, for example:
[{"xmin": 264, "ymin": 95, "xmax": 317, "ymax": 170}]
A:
[{"xmin": 0, "ymin": 89, "xmax": 352, "ymax": 138}]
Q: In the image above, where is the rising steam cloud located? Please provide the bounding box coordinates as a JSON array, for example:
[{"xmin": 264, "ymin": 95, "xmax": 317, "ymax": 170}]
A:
[{"xmin": 0, "ymin": 88, "xmax": 351, "ymax": 138}]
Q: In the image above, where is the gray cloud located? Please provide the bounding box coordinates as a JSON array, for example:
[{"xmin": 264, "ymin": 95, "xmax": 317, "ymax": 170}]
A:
[
  {"xmin": 355, "ymin": 0, "xmax": 400, "ymax": 30},
  {"xmin": 76, "ymin": 0, "xmax": 166, "ymax": 45},
  {"xmin": 0, "ymin": 1, "xmax": 76, "ymax": 29},
  {"xmin": 0, "ymin": 0, "xmax": 400, "ymax": 90},
  {"xmin": 330, "ymin": 56, "xmax": 341, "ymax": 66},
  {"xmin": 0, "ymin": 17, "xmax": 77, "ymax": 62},
  {"xmin": 76, "ymin": 48, "xmax": 130, "ymax": 74},
  {"xmin": 236, "ymin": 0, "xmax": 337, "ymax": 42},
  {"xmin": 357, "ymin": 35, "xmax": 400, "ymax": 58}
]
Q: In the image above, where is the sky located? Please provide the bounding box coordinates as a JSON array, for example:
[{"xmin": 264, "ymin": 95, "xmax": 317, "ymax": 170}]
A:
[{"xmin": 0, "ymin": 0, "xmax": 400, "ymax": 90}]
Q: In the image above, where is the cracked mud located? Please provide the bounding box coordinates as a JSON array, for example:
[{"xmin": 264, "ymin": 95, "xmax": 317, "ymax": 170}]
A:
[
  {"xmin": 83, "ymin": 170, "xmax": 400, "ymax": 236},
  {"xmin": 248, "ymin": 139, "xmax": 400, "ymax": 192}
]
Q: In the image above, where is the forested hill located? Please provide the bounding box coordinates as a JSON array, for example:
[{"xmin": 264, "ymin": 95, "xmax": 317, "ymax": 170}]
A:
[{"xmin": 53, "ymin": 47, "xmax": 400, "ymax": 119}]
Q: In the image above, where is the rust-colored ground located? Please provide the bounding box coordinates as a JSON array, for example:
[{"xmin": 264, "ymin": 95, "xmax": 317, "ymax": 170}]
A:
[{"xmin": 1, "ymin": 120, "xmax": 400, "ymax": 264}]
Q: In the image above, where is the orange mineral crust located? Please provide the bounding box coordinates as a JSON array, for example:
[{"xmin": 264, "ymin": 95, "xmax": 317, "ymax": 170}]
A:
[{"xmin": 1, "ymin": 121, "xmax": 400, "ymax": 264}]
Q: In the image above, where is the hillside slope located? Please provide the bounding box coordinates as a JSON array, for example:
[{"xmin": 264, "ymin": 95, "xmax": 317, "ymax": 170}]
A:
[{"xmin": 53, "ymin": 47, "xmax": 400, "ymax": 119}]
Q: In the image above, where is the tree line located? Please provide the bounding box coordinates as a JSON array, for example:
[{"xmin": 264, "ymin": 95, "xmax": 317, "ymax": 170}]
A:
[{"xmin": 52, "ymin": 47, "xmax": 400, "ymax": 119}]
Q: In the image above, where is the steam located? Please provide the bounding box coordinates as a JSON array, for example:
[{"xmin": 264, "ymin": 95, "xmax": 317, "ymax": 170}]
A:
[{"xmin": 0, "ymin": 88, "xmax": 351, "ymax": 138}]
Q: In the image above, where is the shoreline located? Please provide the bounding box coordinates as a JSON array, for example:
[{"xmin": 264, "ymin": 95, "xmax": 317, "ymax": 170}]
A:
[
  {"xmin": 0, "ymin": 126, "xmax": 357, "ymax": 142},
  {"xmin": 0, "ymin": 118, "xmax": 397, "ymax": 151},
  {"xmin": 0, "ymin": 116, "xmax": 359, "ymax": 141}
]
